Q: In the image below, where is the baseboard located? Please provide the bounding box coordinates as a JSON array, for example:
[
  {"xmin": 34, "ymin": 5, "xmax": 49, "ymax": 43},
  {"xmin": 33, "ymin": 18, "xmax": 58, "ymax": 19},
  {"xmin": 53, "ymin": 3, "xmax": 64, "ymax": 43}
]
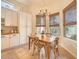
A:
[
  {"xmin": 1, "ymin": 43, "xmax": 28, "ymax": 52},
  {"xmin": 60, "ymin": 44, "xmax": 76, "ymax": 58}
]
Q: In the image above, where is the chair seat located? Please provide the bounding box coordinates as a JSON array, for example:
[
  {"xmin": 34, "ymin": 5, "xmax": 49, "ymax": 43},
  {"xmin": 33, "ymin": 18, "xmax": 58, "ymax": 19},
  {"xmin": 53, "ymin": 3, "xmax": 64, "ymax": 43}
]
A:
[
  {"xmin": 50, "ymin": 49, "xmax": 54, "ymax": 59},
  {"xmin": 40, "ymin": 47, "xmax": 46, "ymax": 59}
]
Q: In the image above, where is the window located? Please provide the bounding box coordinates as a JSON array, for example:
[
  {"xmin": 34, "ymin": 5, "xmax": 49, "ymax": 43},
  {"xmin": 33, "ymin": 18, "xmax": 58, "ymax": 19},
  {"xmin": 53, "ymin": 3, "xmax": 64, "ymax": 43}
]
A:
[
  {"xmin": 63, "ymin": 1, "xmax": 77, "ymax": 40},
  {"xmin": 49, "ymin": 13, "xmax": 60, "ymax": 36},
  {"xmin": 36, "ymin": 15, "xmax": 46, "ymax": 34},
  {"xmin": 1, "ymin": 1, "xmax": 17, "ymax": 11}
]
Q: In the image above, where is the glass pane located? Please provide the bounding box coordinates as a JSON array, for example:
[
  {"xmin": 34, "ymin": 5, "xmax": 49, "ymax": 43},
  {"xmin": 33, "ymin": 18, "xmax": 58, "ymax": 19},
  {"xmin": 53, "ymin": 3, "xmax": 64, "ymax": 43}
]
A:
[
  {"xmin": 50, "ymin": 15, "xmax": 60, "ymax": 25},
  {"xmin": 65, "ymin": 6, "xmax": 76, "ymax": 23},
  {"xmin": 64, "ymin": 25, "xmax": 77, "ymax": 40},
  {"xmin": 36, "ymin": 16, "xmax": 41, "ymax": 25},
  {"xmin": 37, "ymin": 27, "xmax": 45, "ymax": 34},
  {"xmin": 36, "ymin": 16, "xmax": 46, "ymax": 26},
  {"xmin": 41, "ymin": 16, "xmax": 46, "ymax": 25},
  {"xmin": 50, "ymin": 27, "xmax": 60, "ymax": 36}
]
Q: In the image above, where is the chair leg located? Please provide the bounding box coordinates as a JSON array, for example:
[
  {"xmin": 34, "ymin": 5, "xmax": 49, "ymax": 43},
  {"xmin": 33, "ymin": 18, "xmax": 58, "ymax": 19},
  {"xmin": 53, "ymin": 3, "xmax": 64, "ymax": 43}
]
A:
[
  {"xmin": 38, "ymin": 48, "xmax": 40, "ymax": 59},
  {"xmin": 54, "ymin": 48, "xmax": 59, "ymax": 59},
  {"xmin": 44, "ymin": 47, "xmax": 47, "ymax": 58},
  {"xmin": 32, "ymin": 45, "xmax": 36, "ymax": 56},
  {"xmin": 58, "ymin": 49, "xmax": 59, "ymax": 56}
]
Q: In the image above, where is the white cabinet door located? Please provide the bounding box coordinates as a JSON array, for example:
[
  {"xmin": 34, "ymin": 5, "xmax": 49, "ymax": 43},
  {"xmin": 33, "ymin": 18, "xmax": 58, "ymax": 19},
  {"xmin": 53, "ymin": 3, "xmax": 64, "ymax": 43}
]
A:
[
  {"xmin": 19, "ymin": 12, "xmax": 27, "ymax": 45},
  {"xmin": 26, "ymin": 14, "xmax": 32, "ymax": 34},
  {"xmin": 10, "ymin": 34, "xmax": 19, "ymax": 48},
  {"xmin": 19, "ymin": 27, "xmax": 27, "ymax": 45},
  {"xmin": 1, "ymin": 7, "xmax": 6, "ymax": 18},
  {"xmin": 12, "ymin": 11, "xmax": 18, "ymax": 26},
  {"xmin": 1, "ymin": 35, "xmax": 10, "ymax": 50},
  {"xmin": 26, "ymin": 14, "xmax": 32, "ymax": 43},
  {"xmin": 5, "ymin": 9, "xmax": 12, "ymax": 26}
]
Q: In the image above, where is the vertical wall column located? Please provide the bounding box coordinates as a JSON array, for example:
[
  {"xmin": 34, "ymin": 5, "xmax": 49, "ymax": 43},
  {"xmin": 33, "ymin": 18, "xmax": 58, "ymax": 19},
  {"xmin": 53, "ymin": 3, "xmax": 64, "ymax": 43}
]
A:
[
  {"xmin": 59, "ymin": 10, "xmax": 64, "ymax": 45},
  {"xmin": 32, "ymin": 14, "xmax": 36, "ymax": 33},
  {"xmin": 46, "ymin": 14, "xmax": 49, "ymax": 33}
]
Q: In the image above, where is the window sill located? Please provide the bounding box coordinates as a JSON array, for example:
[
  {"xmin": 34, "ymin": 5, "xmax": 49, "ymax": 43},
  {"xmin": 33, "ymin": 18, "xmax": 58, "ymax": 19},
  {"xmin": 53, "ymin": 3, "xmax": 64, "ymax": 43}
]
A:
[{"xmin": 64, "ymin": 37, "xmax": 77, "ymax": 44}]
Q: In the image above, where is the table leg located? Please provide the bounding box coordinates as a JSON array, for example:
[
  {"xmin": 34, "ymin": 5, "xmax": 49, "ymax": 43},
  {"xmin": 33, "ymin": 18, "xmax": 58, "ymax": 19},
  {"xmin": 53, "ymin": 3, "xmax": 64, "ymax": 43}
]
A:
[
  {"xmin": 29, "ymin": 37, "xmax": 30, "ymax": 50},
  {"xmin": 47, "ymin": 47, "xmax": 51, "ymax": 59},
  {"xmin": 38, "ymin": 48, "xmax": 40, "ymax": 59}
]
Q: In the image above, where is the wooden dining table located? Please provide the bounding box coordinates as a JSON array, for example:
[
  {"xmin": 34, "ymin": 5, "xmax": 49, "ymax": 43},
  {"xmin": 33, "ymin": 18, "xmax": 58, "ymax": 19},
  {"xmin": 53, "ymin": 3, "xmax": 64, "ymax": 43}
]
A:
[{"xmin": 28, "ymin": 35, "xmax": 53, "ymax": 59}]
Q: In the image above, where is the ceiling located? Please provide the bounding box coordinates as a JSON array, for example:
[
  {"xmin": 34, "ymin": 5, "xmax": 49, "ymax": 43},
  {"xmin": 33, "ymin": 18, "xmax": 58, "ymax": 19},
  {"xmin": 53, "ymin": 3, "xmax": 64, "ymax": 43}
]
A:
[
  {"xmin": 2, "ymin": 0, "xmax": 74, "ymax": 12},
  {"xmin": 2, "ymin": 0, "xmax": 74, "ymax": 9},
  {"xmin": 15, "ymin": 0, "xmax": 61, "ymax": 6},
  {"xmin": 16, "ymin": 0, "xmax": 31, "ymax": 5},
  {"xmin": 15, "ymin": 0, "xmax": 74, "ymax": 8}
]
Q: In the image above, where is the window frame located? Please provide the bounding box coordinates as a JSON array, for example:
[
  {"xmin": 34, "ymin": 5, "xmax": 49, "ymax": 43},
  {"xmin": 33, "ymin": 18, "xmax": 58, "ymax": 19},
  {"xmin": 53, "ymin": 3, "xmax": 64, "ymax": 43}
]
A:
[
  {"xmin": 49, "ymin": 12, "xmax": 59, "ymax": 27},
  {"xmin": 63, "ymin": 0, "xmax": 77, "ymax": 40},
  {"xmin": 36, "ymin": 15, "xmax": 46, "ymax": 34},
  {"xmin": 36, "ymin": 15, "xmax": 46, "ymax": 27},
  {"xmin": 49, "ymin": 12, "xmax": 60, "ymax": 36}
]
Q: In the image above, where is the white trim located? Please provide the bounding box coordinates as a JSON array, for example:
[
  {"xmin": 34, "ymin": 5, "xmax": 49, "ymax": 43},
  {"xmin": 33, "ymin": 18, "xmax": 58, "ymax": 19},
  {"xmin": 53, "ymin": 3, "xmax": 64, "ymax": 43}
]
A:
[
  {"xmin": 1, "ymin": 43, "xmax": 28, "ymax": 52},
  {"xmin": 60, "ymin": 44, "xmax": 76, "ymax": 58},
  {"xmin": 64, "ymin": 37, "xmax": 77, "ymax": 44}
]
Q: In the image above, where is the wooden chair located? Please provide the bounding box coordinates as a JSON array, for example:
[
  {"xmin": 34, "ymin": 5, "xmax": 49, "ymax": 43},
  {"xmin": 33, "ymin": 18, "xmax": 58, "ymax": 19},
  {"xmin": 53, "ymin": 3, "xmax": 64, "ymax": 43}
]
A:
[
  {"xmin": 32, "ymin": 37, "xmax": 47, "ymax": 59},
  {"xmin": 54, "ymin": 37, "xmax": 59, "ymax": 59},
  {"xmin": 28, "ymin": 36, "xmax": 36, "ymax": 50},
  {"xmin": 32, "ymin": 37, "xmax": 39, "ymax": 55}
]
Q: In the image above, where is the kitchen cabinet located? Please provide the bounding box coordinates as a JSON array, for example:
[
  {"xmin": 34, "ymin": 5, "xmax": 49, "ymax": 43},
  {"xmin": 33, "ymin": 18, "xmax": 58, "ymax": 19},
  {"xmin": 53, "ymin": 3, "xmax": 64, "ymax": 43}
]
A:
[
  {"xmin": 1, "ymin": 34, "xmax": 19, "ymax": 50},
  {"xmin": 1, "ymin": 7, "xmax": 6, "ymax": 18},
  {"xmin": 26, "ymin": 14, "xmax": 32, "ymax": 43},
  {"xmin": 1, "ymin": 35, "xmax": 10, "ymax": 50},
  {"xmin": 19, "ymin": 13, "xmax": 32, "ymax": 44},
  {"xmin": 12, "ymin": 10, "xmax": 18, "ymax": 26},
  {"xmin": 5, "ymin": 8, "xmax": 12, "ymax": 26},
  {"xmin": 10, "ymin": 34, "xmax": 19, "ymax": 48},
  {"xmin": 19, "ymin": 12, "xmax": 27, "ymax": 45},
  {"xmin": 19, "ymin": 27, "xmax": 27, "ymax": 45},
  {"xmin": 2, "ymin": 7, "xmax": 18, "ymax": 26},
  {"xmin": 1, "ymin": 7, "xmax": 5, "ymax": 26}
]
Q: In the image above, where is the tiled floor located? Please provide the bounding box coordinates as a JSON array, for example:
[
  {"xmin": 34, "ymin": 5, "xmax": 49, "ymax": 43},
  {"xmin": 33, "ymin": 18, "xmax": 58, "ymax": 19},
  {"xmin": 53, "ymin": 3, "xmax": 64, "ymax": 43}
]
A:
[{"xmin": 1, "ymin": 45, "xmax": 76, "ymax": 59}]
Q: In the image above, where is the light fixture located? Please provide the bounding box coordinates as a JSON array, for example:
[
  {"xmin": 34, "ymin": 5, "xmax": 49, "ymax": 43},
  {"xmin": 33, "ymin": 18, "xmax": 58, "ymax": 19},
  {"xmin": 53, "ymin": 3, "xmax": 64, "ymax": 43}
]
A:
[
  {"xmin": 39, "ymin": 9, "xmax": 48, "ymax": 16},
  {"xmin": 38, "ymin": 0, "xmax": 49, "ymax": 16}
]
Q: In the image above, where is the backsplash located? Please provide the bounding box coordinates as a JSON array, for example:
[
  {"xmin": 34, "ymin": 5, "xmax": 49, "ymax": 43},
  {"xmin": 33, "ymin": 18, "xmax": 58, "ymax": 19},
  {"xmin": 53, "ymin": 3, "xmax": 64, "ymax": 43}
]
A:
[{"xmin": 1, "ymin": 26, "xmax": 19, "ymax": 35}]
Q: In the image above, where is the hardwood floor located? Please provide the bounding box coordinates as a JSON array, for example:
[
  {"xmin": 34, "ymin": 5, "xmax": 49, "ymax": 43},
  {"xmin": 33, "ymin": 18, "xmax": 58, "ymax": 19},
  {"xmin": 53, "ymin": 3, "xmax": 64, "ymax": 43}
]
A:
[{"xmin": 1, "ymin": 45, "xmax": 76, "ymax": 59}]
